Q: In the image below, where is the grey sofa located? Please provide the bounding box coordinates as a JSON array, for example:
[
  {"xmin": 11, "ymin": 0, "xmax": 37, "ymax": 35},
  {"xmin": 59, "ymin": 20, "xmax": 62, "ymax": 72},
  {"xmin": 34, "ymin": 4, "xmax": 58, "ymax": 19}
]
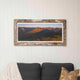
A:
[{"xmin": 17, "ymin": 63, "xmax": 80, "ymax": 80}]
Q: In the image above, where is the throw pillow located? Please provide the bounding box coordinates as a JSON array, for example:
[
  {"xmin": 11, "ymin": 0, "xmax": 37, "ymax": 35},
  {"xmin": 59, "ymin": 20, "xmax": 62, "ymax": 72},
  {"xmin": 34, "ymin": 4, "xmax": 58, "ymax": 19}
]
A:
[{"xmin": 59, "ymin": 67, "xmax": 79, "ymax": 80}]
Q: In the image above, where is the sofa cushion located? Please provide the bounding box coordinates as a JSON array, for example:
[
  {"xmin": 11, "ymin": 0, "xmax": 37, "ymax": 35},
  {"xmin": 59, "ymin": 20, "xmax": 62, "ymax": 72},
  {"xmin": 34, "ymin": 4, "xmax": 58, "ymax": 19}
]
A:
[
  {"xmin": 78, "ymin": 76, "xmax": 80, "ymax": 80},
  {"xmin": 41, "ymin": 63, "xmax": 74, "ymax": 80},
  {"xmin": 17, "ymin": 63, "xmax": 41, "ymax": 80}
]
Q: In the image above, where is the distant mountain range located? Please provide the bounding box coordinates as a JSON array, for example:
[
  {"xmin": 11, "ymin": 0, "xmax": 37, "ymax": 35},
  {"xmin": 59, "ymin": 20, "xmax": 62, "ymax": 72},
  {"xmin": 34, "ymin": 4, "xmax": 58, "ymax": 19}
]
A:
[
  {"xmin": 19, "ymin": 27, "xmax": 62, "ymax": 33},
  {"xmin": 18, "ymin": 27, "xmax": 62, "ymax": 41}
]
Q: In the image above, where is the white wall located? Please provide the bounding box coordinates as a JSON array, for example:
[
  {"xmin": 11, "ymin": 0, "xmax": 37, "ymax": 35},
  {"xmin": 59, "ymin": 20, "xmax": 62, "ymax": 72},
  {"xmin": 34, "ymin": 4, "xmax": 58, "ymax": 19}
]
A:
[{"xmin": 0, "ymin": 0, "xmax": 80, "ymax": 72}]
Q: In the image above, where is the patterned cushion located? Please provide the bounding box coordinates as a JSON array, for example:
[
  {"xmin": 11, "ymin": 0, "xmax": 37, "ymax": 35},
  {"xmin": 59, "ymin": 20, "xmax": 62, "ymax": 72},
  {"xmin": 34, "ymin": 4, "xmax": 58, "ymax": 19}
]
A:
[{"xmin": 59, "ymin": 67, "xmax": 79, "ymax": 80}]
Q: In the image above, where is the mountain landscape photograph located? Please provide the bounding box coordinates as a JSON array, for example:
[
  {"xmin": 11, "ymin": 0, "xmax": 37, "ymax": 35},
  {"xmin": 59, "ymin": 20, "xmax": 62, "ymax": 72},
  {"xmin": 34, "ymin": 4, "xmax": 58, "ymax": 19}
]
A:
[
  {"xmin": 14, "ymin": 20, "xmax": 66, "ymax": 46},
  {"xmin": 18, "ymin": 27, "xmax": 62, "ymax": 41}
]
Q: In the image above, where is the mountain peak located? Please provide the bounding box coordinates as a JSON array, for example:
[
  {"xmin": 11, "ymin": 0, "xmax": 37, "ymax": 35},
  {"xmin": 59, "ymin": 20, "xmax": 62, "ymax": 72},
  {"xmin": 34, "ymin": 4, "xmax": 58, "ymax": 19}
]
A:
[
  {"xmin": 21, "ymin": 27, "xmax": 25, "ymax": 31},
  {"xmin": 27, "ymin": 27, "xmax": 43, "ymax": 33},
  {"xmin": 43, "ymin": 27, "xmax": 52, "ymax": 30},
  {"xmin": 54, "ymin": 28, "xmax": 62, "ymax": 32}
]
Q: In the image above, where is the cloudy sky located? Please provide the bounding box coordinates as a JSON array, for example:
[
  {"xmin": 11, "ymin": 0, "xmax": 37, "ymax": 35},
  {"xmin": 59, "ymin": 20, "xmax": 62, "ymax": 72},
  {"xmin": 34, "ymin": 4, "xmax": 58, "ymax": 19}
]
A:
[{"xmin": 18, "ymin": 23, "xmax": 63, "ymax": 28}]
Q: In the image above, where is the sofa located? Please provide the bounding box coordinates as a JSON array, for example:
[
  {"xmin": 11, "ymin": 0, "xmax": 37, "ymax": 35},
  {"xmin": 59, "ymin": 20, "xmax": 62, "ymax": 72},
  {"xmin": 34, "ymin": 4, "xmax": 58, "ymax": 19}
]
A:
[{"xmin": 17, "ymin": 63, "xmax": 80, "ymax": 80}]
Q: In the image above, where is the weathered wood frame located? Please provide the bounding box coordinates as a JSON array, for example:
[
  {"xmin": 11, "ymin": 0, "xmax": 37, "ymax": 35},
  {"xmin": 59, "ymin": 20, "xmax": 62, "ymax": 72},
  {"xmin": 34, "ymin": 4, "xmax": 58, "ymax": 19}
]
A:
[{"xmin": 14, "ymin": 19, "xmax": 66, "ymax": 46}]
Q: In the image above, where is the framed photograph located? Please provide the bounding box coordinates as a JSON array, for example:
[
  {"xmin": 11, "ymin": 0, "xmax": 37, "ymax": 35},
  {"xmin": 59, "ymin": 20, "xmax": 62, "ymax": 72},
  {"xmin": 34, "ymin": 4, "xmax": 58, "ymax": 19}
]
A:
[{"xmin": 14, "ymin": 19, "xmax": 66, "ymax": 46}]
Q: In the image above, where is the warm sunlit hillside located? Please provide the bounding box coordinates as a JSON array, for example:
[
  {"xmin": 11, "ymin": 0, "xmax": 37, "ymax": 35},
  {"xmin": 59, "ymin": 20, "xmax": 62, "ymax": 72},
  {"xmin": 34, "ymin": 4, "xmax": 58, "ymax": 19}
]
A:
[
  {"xmin": 43, "ymin": 27, "xmax": 52, "ymax": 30},
  {"xmin": 27, "ymin": 27, "xmax": 43, "ymax": 33},
  {"xmin": 21, "ymin": 27, "xmax": 25, "ymax": 31}
]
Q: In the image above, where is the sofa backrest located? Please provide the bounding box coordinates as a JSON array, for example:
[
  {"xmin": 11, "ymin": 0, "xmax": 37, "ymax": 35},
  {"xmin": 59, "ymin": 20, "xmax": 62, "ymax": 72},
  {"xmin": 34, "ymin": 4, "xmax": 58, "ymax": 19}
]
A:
[
  {"xmin": 17, "ymin": 63, "xmax": 41, "ymax": 80},
  {"xmin": 17, "ymin": 63, "xmax": 74, "ymax": 80},
  {"xmin": 41, "ymin": 63, "xmax": 74, "ymax": 80}
]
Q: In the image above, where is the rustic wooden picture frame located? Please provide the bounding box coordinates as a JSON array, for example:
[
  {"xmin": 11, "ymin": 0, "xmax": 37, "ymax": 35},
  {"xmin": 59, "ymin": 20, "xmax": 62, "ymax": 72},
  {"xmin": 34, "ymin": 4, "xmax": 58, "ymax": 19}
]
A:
[{"xmin": 14, "ymin": 19, "xmax": 66, "ymax": 46}]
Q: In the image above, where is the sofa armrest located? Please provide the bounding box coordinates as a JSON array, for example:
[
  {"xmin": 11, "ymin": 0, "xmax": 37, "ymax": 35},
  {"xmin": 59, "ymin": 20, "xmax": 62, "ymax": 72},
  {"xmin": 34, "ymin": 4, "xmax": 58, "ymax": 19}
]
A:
[{"xmin": 78, "ymin": 76, "xmax": 80, "ymax": 80}]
